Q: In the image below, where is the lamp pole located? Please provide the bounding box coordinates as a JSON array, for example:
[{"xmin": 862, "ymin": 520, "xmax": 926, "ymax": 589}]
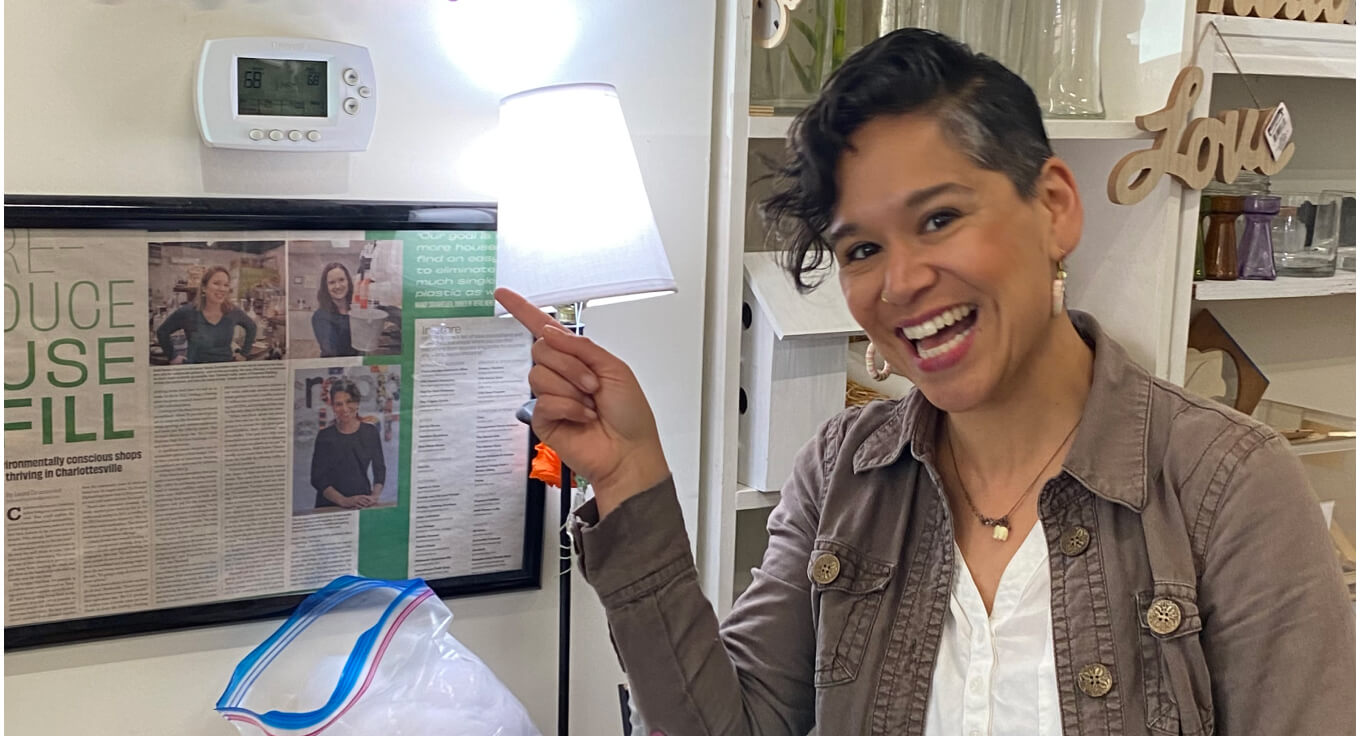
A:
[{"xmin": 516, "ymin": 302, "xmax": 584, "ymax": 736}]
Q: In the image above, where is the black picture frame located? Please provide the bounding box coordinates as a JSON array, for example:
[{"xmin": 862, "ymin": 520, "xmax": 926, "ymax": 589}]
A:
[{"xmin": 3, "ymin": 195, "xmax": 544, "ymax": 650}]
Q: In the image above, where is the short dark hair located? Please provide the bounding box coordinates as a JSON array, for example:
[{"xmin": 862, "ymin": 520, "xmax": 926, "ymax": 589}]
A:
[
  {"xmin": 329, "ymin": 378, "xmax": 360, "ymax": 406},
  {"xmin": 761, "ymin": 28, "xmax": 1054, "ymax": 291}
]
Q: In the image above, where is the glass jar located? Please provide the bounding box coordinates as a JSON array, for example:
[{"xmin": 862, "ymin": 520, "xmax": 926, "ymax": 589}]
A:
[
  {"xmin": 1272, "ymin": 194, "xmax": 1324, "ymax": 277},
  {"xmin": 1194, "ymin": 194, "xmax": 1210, "ymax": 281},
  {"xmin": 1286, "ymin": 191, "xmax": 1344, "ymax": 277},
  {"xmin": 1018, "ymin": 0, "xmax": 1104, "ymax": 118},
  {"xmin": 752, "ymin": 0, "xmax": 880, "ymax": 113},
  {"xmin": 1322, "ymin": 190, "xmax": 1355, "ymax": 273},
  {"xmin": 1238, "ymin": 195, "xmax": 1279, "ymax": 280},
  {"xmin": 1205, "ymin": 195, "xmax": 1243, "ymax": 281}
]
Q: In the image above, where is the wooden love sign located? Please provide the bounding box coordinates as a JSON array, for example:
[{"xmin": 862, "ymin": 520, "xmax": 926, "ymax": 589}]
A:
[
  {"xmin": 1197, "ymin": 0, "xmax": 1351, "ymax": 23},
  {"xmin": 1107, "ymin": 67, "xmax": 1294, "ymax": 205}
]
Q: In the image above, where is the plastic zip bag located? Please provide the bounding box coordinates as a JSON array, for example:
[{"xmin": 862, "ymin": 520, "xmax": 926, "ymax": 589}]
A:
[{"xmin": 216, "ymin": 576, "xmax": 541, "ymax": 736}]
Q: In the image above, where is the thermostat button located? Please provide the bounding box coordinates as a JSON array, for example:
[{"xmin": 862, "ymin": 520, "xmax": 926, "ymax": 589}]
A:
[
  {"xmin": 288, "ymin": 130, "xmax": 303, "ymax": 141},
  {"xmin": 343, "ymin": 98, "xmax": 359, "ymax": 116},
  {"xmin": 268, "ymin": 129, "xmax": 284, "ymax": 141},
  {"xmin": 306, "ymin": 130, "xmax": 322, "ymax": 142},
  {"xmin": 343, "ymin": 68, "xmax": 359, "ymax": 86},
  {"xmin": 358, "ymin": 85, "xmax": 371, "ymax": 98},
  {"xmin": 248, "ymin": 129, "xmax": 265, "ymax": 141}
]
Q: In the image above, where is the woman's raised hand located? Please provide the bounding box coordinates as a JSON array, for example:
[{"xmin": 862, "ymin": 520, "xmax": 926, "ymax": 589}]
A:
[{"xmin": 494, "ymin": 287, "xmax": 670, "ymax": 518}]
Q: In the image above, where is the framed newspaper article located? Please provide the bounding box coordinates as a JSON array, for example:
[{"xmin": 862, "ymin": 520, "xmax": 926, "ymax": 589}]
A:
[{"xmin": 4, "ymin": 196, "xmax": 545, "ymax": 649}]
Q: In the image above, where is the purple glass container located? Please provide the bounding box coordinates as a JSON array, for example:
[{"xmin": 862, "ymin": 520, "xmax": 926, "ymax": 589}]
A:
[{"xmin": 1239, "ymin": 194, "xmax": 1280, "ymax": 280}]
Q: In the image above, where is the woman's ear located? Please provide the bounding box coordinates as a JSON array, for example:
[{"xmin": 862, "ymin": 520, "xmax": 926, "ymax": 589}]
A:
[{"xmin": 1035, "ymin": 157, "xmax": 1084, "ymax": 261}]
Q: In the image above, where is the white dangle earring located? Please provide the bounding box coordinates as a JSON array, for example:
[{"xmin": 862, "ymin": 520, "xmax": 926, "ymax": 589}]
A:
[
  {"xmin": 1051, "ymin": 259, "xmax": 1068, "ymax": 318},
  {"xmin": 865, "ymin": 341, "xmax": 892, "ymax": 382}
]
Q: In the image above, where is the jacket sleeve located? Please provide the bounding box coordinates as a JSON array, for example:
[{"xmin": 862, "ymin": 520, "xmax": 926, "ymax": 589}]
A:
[
  {"xmin": 571, "ymin": 417, "xmax": 839, "ymax": 736},
  {"xmin": 1199, "ymin": 432, "xmax": 1355, "ymax": 735}
]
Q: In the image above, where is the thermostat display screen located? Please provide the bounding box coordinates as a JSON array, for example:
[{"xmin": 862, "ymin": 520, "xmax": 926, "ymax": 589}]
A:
[{"xmin": 237, "ymin": 57, "xmax": 327, "ymax": 117}]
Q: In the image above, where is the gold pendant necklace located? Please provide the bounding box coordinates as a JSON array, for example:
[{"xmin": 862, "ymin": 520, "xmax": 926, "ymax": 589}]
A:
[{"xmin": 945, "ymin": 419, "xmax": 1081, "ymax": 542}]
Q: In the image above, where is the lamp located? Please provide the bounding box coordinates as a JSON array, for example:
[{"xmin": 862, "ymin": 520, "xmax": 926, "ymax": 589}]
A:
[{"xmin": 494, "ymin": 82, "xmax": 675, "ymax": 736}]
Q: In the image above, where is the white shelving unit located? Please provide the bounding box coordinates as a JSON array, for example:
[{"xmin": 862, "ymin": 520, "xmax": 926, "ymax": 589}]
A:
[
  {"xmin": 1195, "ymin": 14, "xmax": 1356, "ymax": 79},
  {"xmin": 700, "ymin": 2, "xmax": 1356, "ymax": 613},
  {"xmin": 1292, "ymin": 436, "xmax": 1358, "ymax": 457},
  {"xmin": 1193, "ymin": 272, "xmax": 1357, "ymax": 300},
  {"xmin": 735, "ymin": 484, "xmax": 780, "ymax": 511}
]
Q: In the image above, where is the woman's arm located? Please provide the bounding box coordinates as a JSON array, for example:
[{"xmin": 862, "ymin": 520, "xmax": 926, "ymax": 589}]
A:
[
  {"xmin": 496, "ymin": 286, "xmax": 819, "ymax": 734},
  {"xmin": 156, "ymin": 307, "xmax": 187, "ymax": 361},
  {"xmin": 310, "ymin": 432, "xmax": 333, "ymax": 495},
  {"xmin": 235, "ymin": 308, "xmax": 257, "ymax": 359},
  {"xmin": 322, "ymin": 486, "xmax": 366, "ymax": 508},
  {"xmin": 1199, "ymin": 433, "xmax": 1354, "ymax": 734},
  {"xmin": 363, "ymin": 423, "xmax": 385, "ymax": 487},
  {"xmin": 573, "ymin": 437, "xmax": 825, "ymax": 735},
  {"xmin": 312, "ymin": 310, "xmax": 338, "ymax": 357}
]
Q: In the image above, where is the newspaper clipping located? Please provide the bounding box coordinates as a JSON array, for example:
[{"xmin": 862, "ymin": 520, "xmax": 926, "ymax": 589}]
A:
[{"xmin": 4, "ymin": 227, "xmax": 529, "ymax": 629}]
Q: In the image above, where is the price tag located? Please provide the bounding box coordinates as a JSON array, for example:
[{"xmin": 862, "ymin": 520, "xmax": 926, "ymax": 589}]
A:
[{"xmin": 1264, "ymin": 102, "xmax": 1293, "ymax": 162}]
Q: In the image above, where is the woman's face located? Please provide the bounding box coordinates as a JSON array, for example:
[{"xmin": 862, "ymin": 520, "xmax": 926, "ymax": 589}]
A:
[
  {"xmin": 205, "ymin": 271, "xmax": 232, "ymax": 306},
  {"xmin": 828, "ymin": 113, "xmax": 1081, "ymax": 413},
  {"xmin": 325, "ymin": 267, "xmax": 351, "ymax": 303},
  {"xmin": 331, "ymin": 389, "xmax": 359, "ymax": 422}
]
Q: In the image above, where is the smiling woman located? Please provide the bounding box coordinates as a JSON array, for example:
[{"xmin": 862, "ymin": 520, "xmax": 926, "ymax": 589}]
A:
[{"xmin": 497, "ymin": 27, "xmax": 1354, "ymax": 736}]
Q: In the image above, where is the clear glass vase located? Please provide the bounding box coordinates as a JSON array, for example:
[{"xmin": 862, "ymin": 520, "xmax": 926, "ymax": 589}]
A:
[
  {"xmin": 1017, "ymin": 0, "xmax": 1105, "ymax": 118},
  {"xmin": 752, "ymin": 0, "xmax": 880, "ymax": 113},
  {"xmin": 879, "ymin": 0, "xmax": 1020, "ymax": 68}
]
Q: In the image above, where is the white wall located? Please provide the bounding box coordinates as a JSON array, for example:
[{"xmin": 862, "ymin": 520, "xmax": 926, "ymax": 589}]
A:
[{"xmin": 3, "ymin": 1, "xmax": 716, "ymax": 734}]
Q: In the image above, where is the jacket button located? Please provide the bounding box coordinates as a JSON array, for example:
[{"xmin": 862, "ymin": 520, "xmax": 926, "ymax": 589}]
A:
[
  {"xmin": 1146, "ymin": 598, "xmax": 1183, "ymax": 635},
  {"xmin": 1061, "ymin": 526, "xmax": 1091, "ymax": 556},
  {"xmin": 1077, "ymin": 663, "xmax": 1113, "ymax": 697},
  {"xmin": 812, "ymin": 553, "xmax": 841, "ymax": 585}
]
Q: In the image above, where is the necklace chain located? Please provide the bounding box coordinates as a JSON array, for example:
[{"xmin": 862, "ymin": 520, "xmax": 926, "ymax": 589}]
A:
[{"xmin": 945, "ymin": 418, "xmax": 1082, "ymax": 535}]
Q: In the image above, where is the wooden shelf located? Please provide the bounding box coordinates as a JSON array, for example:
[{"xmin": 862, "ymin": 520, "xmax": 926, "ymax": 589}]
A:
[
  {"xmin": 736, "ymin": 484, "xmax": 779, "ymax": 511},
  {"xmin": 1193, "ymin": 272, "xmax": 1356, "ymax": 300},
  {"xmin": 1196, "ymin": 14, "xmax": 1356, "ymax": 79},
  {"xmin": 748, "ymin": 115, "xmax": 1150, "ymax": 141}
]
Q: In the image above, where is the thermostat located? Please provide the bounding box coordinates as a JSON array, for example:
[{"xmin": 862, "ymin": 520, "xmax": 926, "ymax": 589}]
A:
[{"xmin": 195, "ymin": 37, "xmax": 376, "ymax": 152}]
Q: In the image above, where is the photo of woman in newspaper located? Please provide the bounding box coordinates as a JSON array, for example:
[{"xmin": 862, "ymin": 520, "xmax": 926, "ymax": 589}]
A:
[
  {"xmin": 156, "ymin": 266, "xmax": 258, "ymax": 364},
  {"xmin": 311, "ymin": 262, "xmax": 359, "ymax": 357},
  {"xmin": 311, "ymin": 377, "xmax": 386, "ymax": 510},
  {"xmin": 286, "ymin": 238, "xmax": 403, "ymax": 359}
]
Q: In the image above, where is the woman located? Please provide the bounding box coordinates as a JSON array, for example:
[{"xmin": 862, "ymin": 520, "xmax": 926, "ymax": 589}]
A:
[
  {"xmin": 496, "ymin": 30, "xmax": 1353, "ymax": 736},
  {"xmin": 156, "ymin": 266, "xmax": 257, "ymax": 364},
  {"xmin": 310, "ymin": 378, "xmax": 385, "ymax": 510},
  {"xmin": 312, "ymin": 262, "xmax": 359, "ymax": 357}
]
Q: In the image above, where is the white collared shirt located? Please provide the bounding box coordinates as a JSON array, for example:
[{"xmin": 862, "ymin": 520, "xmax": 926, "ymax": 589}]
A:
[{"xmin": 924, "ymin": 522, "xmax": 1063, "ymax": 736}]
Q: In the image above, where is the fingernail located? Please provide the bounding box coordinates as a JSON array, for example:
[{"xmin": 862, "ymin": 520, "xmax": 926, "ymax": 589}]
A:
[
  {"xmin": 583, "ymin": 374, "xmax": 600, "ymax": 393},
  {"xmin": 584, "ymin": 408, "xmax": 598, "ymax": 420}
]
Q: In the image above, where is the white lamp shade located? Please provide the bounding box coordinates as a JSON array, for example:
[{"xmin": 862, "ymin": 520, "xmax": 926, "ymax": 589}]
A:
[{"xmin": 495, "ymin": 83, "xmax": 676, "ymax": 311}]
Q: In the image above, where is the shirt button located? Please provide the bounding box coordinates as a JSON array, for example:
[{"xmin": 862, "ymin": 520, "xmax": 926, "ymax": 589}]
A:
[
  {"xmin": 970, "ymin": 730, "xmax": 983, "ymax": 736},
  {"xmin": 1147, "ymin": 598, "xmax": 1184, "ymax": 635},
  {"xmin": 969, "ymin": 677, "xmax": 983, "ymax": 694},
  {"xmin": 811, "ymin": 553, "xmax": 841, "ymax": 584},
  {"xmin": 1078, "ymin": 663, "xmax": 1114, "ymax": 698},
  {"xmin": 1061, "ymin": 525, "xmax": 1092, "ymax": 556}
]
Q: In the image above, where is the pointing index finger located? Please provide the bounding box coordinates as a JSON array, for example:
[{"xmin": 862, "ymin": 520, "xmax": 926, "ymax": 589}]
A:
[{"xmin": 494, "ymin": 287, "xmax": 566, "ymax": 338}]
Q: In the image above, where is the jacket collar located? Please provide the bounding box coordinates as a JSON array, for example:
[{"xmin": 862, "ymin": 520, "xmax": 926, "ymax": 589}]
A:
[{"xmin": 851, "ymin": 310, "xmax": 1152, "ymax": 512}]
